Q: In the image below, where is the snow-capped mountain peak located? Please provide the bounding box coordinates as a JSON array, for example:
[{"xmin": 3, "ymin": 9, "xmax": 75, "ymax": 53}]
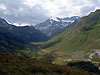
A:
[
  {"xmin": 35, "ymin": 16, "xmax": 80, "ymax": 37},
  {"xmin": 50, "ymin": 17, "xmax": 60, "ymax": 22}
]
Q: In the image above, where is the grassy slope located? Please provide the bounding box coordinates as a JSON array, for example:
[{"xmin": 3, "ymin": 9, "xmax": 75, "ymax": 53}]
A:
[
  {"xmin": 0, "ymin": 52, "xmax": 99, "ymax": 75},
  {"xmin": 43, "ymin": 9, "xmax": 100, "ymax": 62}
]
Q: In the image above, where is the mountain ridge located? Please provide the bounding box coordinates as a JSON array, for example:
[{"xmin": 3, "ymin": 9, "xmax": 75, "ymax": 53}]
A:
[
  {"xmin": 42, "ymin": 9, "xmax": 100, "ymax": 63},
  {"xmin": 0, "ymin": 17, "xmax": 49, "ymax": 53},
  {"xmin": 35, "ymin": 16, "xmax": 80, "ymax": 37}
]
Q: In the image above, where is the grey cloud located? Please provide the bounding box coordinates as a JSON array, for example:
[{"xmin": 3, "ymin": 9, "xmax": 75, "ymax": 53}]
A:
[
  {"xmin": 80, "ymin": 5, "xmax": 96, "ymax": 16},
  {"xmin": 80, "ymin": 0, "xmax": 100, "ymax": 16},
  {"xmin": 70, "ymin": 0, "xmax": 100, "ymax": 16},
  {"xmin": 0, "ymin": 0, "xmax": 49, "ymax": 25},
  {"xmin": 0, "ymin": 0, "xmax": 100, "ymax": 25}
]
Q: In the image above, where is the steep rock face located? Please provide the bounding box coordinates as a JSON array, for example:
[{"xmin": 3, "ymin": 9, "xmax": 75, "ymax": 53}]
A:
[{"xmin": 35, "ymin": 16, "xmax": 80, "ymax": 37}]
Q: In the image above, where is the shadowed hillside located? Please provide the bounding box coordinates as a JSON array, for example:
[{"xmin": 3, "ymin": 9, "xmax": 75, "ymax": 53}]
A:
[{"xmin": 0, "ymin": 18, "xmax": 49, "ymax": 53}]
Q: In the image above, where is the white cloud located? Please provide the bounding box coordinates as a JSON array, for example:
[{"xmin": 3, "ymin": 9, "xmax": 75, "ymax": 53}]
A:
[
  {"xmin": 0, "ymin": 0, "xmax": 100, "ymax": 26},
  {"xmin": 0, "ymin": 4, "xmax": 6, "ymax": 10},
  {"xmin": 24, "ymin": 0, "xmax": 38, "ymax": 7},
  {"xmin": 42, "ymin": 0, "xmax": 100, "ymax": 17}
]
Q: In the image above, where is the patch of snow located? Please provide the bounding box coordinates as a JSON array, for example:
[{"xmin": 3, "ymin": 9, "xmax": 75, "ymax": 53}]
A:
[
  {"xmin": 50, "ymin": 17, "xmax": 60, "ymax": 22},
  {"xmin": 62, "ymin": 20, "xmax": 74, "ymax": 23},
  {"xmin": 76, "ymin": 16, "xmax": 79, "ymax": 19}
]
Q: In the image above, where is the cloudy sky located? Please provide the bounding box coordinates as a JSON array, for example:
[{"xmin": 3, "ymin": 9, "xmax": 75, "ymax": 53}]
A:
[{"xmin": 0, "ymin": 0, "xmax": 100, "ymax": 26}]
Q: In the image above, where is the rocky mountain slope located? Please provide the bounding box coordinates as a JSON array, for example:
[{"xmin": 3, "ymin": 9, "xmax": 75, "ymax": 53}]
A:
[{"xmin": 35, "ymin": 16, "xmax": 80, "ymax": 37}]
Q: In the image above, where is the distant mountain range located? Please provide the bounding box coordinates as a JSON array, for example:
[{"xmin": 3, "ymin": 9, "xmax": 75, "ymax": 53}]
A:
[
  {"xmin": 0, "ymin": 17, "xmax": 49, "ymax": 53},
  {"xmin": 0, "ymin": 16, "xmax": 80, "ymax": 53},
  {"xmin": 35, "ymin": 16, "xmax": 80, "ymax": 37}
]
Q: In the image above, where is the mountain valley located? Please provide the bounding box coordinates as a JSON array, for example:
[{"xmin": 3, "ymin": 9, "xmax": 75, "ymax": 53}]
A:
[{"xmin": 0, "ymin": 7, "xmax": 100, "ymax": 75}]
